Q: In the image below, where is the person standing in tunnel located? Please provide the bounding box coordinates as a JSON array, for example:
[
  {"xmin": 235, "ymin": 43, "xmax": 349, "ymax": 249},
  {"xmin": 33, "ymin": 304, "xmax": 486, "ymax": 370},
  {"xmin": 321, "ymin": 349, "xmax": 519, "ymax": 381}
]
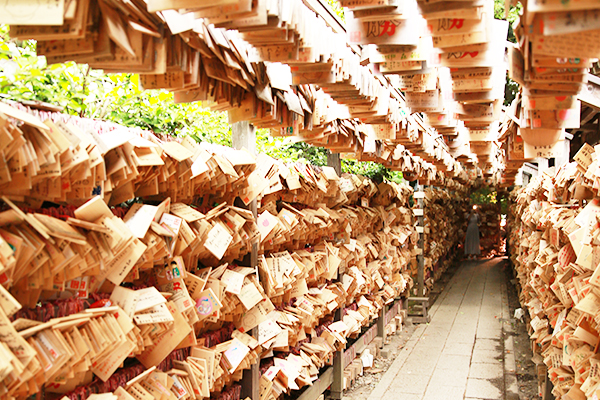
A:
[{"xmin": 464, "ymin": 205, "xmax": 481, "ymax": 259}]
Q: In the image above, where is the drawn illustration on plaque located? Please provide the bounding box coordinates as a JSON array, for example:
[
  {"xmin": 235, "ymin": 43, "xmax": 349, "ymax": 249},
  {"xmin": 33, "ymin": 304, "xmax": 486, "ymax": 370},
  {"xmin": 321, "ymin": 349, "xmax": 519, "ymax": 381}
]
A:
[
  {"xmin": 2, "ymin": 0, "xmax": 65, "ymax": 24},
  {"xmin": 4, "ymin": 0, "xmax": 39, "ymax": 21},
  {"xmin": 196, "ymin": 296, "xmax": 213, "ymax": 315},
  {"xmin": 242, "ymin": 314, "xmax": 257, "ymax": 331}
]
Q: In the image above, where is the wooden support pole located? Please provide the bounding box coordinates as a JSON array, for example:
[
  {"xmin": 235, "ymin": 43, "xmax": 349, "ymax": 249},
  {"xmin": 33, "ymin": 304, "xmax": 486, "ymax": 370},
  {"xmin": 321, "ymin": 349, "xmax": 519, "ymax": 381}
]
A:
[
  {"xmin": 327, "ymin": 150, "xmax": 344, "ymax": 399},
  {"xmin": 416, "ymin": 181, "xmax": 425, "ymax": 297},
  {"xmin": 232, "ymin": 121, "xmax": 256, "ymax": 155},
  {"xmin": 377, "ymin": 304, "xmax": 387, "ymax": 346},
  {"xmin": 543, "ymin": 374, "xmax": 555, "ymax": 400},
  {"xmin": 330, "ymin": 306, "xmax": 344, "ymax": 400},
  {"xmin": 327, "ymin": 151, "xmax": 342, "ymax": 176},
  {"xmin": 232, "ymin": 121, "xmax": 260, "ymax": 400}
]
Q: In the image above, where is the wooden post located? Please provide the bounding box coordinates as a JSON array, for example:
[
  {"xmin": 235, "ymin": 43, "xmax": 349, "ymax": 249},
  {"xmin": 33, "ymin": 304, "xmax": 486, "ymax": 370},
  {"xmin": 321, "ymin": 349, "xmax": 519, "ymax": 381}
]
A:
[
  {"xmin": 328, "ymin": 149, "xmax": 345, "ymax": 399},
  {"xmin": 416, "ymin": 181, "xmax": 425, "ymax": 297},
  {"xmin": 330, "ymin": 306, "xmax": 344, "ymax": 400},
  {"xmin": 543, "ymin": 373, "xmax": 555, "ymax": 400},
  {"xmin": 232, "ymin": 121, "xmax": 256, "ymax": 154},
  {"xmin": 377, "ymin": 304, "xmax": 387, "ymax": 346},
  {"xmin": 232, "ymin": 121, "xmax": 260, "ymax": 400},
  {"xmin": 327, "ymin": 151, "xmax": 342, "ymax": 176}
]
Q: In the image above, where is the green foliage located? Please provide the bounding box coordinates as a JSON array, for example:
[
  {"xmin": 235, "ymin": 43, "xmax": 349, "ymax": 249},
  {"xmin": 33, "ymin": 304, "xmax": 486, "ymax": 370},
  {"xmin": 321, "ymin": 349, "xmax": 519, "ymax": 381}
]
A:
[
  {"xmin": 494, "ymin": 0, "xmax": 522, "ymax": 43},
  {"xmin": 504, "ymin": 75, "xmax": 520, "ymax": 106},
  {"xmin": 342, "ymin": 160, "xmax": 404, "ymax": 183},
  {"xmin": 255, "ymin": 132, "xmax": 312, "ymax": 163},
  {"xmin": 470, "ymin": 187, "xmax": 508, "ymax": 214},
  {"xmin": 493, "ymin": 0, "xmax": 523, "ymax": 105},
  {"xmin": 0, "ymin": 24, "xmax": 9, "ymax": 41},
  {"xmin": 342, "ymin": 159, "xmax": 382, "ymax": 177},
  {"xmin": 0, "ymin": 33, "xmax": 91, "ymax": 115},
  {"xmin": 326, "ymin": 0, "xmax": 345, "ymax": 21},
  {"xmin": 471, "ymin": 187, "xmax": 497, "ymax": 205},
  {"xmin": 92, "ymin": 75, "xmax": 234, "ymax": 143},
  {"xmin": 284, "ymin": 142, "xmax": 329, "ymax": 165},
  {"xmin": 0, "ymin": 25, "xmax": 229, "ymax": 139},
  {"xmin": 255, "ymin": 136, "xmax": 405, "ymax": 183}
]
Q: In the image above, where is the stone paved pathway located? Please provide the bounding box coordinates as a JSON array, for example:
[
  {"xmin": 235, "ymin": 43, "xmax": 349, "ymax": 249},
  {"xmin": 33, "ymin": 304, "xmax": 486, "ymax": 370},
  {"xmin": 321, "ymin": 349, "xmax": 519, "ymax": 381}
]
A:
[{"xmin": 366, "ymin": 258, "xmax": 518, "ymax": 400}]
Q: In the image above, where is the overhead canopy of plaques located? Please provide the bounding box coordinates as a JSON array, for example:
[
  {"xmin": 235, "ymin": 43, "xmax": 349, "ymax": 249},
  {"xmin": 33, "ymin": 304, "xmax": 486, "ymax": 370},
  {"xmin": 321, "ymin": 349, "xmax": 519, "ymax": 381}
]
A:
[
  {"xmin": 503, "ymin": 0, "xmax": 600, "ymax": 185},
  {"xmin": 337, "ymin": 0, "xmax": 509, "ymax": 186},
  {"xmin": 8, "ymin": 0, "xmax": 594, "ymax": 187},
  {"xmin": 1, "ymin": 0, "xmax": 476, "ymax": 188}
]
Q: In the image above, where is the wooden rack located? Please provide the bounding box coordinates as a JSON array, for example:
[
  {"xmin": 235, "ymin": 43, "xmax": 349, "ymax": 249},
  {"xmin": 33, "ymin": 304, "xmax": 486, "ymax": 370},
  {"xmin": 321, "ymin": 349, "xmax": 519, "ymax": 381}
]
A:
[
  {"xmin": 299, "ymin": 297, "xmax": 404, "ymax": 400},
  {"xmin": 408, "ymin": 183, "xmax": 430, "ymax": 324},
  {"xmin": 227, "ymin": 135, "xmax": 410, "ymax": 400},
  {"xmin": 233, "ymin": 121, "xmax": 260, "ymax": 400}
]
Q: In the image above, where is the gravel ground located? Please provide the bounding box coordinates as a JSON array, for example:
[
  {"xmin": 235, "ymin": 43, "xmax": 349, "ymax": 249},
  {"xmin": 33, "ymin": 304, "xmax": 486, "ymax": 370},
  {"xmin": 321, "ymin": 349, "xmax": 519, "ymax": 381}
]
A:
[
  {"xmin": 502, "ymin": 261, "xmax": 540, "ymax": 400},
  {"xmin": 341, "ymin": 321, "xmax": 418, "ymax": 400}
]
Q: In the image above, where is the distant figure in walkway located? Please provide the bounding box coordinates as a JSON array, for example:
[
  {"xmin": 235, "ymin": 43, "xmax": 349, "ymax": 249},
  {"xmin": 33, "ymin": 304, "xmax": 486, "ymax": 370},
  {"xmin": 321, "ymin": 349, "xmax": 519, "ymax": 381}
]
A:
[{"xmin": 464, "ymin": 205, "xmax": 481, "ymax": 259}]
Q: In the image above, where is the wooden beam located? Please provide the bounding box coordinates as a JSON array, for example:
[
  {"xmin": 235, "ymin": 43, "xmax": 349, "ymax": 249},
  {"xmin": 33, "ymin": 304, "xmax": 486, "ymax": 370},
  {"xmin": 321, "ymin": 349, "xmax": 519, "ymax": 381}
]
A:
[
  {"xmin": 579, "ymin": 122, "xmax": 599, "ymax": 132},
  {"xmin": 580, "ymin": 107, "xmax": 596, "ymax": 125},
  {"xmin": 302, "ymin": 0, "xmax": 346, "ymax": 34},
  {"xmin": 588, "ymin": 74, "xmax": 600, "ymax": 86},
  {"xmin": 297, "ymin": 367, "xmax": 334, "ymax": 400},
  {"xmin": 579, "ymin": 79, "xmax": 600, "ymax": 110}
]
